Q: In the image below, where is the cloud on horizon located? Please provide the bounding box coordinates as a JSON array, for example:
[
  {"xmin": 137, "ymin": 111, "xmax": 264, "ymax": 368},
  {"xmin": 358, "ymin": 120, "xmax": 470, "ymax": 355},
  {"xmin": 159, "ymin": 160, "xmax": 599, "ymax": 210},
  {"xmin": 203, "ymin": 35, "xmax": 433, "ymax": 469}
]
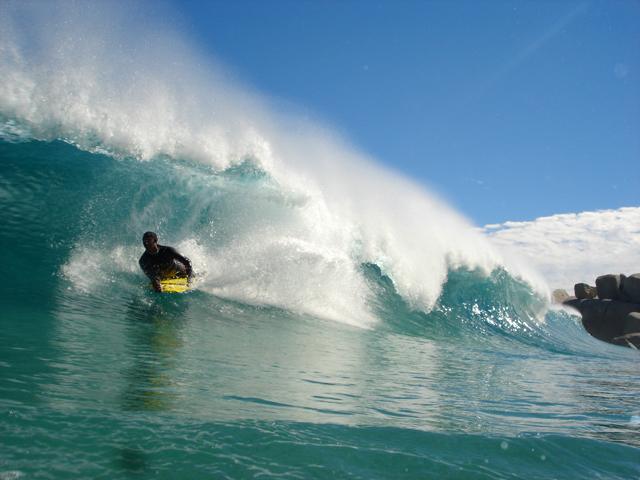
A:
[{"xmin": 483, "ymin": 207, "xmax": 640, "ymax": 291}]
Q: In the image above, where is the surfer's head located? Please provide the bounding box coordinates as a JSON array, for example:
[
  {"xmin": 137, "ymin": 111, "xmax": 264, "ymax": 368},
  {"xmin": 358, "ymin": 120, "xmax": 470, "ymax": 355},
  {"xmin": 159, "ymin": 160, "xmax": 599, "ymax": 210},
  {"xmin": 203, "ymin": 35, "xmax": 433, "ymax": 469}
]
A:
[{"xmin": 142, "ymin": 231, "xmax": 159, "ymax": 254}]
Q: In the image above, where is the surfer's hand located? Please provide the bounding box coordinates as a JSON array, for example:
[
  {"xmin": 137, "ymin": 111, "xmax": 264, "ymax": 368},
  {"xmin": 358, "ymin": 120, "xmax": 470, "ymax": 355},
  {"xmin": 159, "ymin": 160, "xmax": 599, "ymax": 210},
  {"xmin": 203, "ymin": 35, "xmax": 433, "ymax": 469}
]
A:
[{"xmin": 152, "ymin": 279, "xmax": 162, "ymax": 292}]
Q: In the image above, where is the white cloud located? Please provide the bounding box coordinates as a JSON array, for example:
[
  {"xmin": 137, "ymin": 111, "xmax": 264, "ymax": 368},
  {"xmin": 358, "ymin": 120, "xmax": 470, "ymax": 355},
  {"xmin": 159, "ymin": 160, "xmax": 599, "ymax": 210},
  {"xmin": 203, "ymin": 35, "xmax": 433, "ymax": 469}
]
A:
[{"xmin": 483, "ymin": 207, "xmax": 640, "ymax": 291}]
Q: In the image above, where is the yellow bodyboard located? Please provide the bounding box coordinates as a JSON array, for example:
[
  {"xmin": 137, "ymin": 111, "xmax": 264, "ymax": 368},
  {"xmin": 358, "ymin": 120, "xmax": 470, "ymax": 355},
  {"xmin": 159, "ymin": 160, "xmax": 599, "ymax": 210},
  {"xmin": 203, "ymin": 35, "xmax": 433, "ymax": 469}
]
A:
[{"xmin": 159, "ymin": 277, "xmax": 190, "ymax": 293}]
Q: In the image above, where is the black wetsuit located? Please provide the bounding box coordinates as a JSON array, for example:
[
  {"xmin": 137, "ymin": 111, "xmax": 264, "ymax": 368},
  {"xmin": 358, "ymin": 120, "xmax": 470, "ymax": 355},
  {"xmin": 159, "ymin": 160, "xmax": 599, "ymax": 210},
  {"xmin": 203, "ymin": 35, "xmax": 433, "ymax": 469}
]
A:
[{"xmin": 139, "ymin": 245, "xmax": 192, "ymax": 282}]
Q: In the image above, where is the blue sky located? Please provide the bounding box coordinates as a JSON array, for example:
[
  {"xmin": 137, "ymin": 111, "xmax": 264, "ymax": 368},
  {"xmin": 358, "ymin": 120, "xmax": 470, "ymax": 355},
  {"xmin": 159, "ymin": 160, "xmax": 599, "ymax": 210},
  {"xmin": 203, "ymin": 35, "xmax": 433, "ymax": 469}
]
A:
[{"xmin": 172, "ymin": 0, "xmax": 638, "ymax": 225}]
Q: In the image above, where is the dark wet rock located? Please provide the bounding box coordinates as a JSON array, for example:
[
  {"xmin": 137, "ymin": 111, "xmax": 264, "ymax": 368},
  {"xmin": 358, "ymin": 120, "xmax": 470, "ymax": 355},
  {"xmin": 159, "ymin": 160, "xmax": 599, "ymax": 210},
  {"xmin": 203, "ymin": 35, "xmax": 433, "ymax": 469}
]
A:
[
  {"xmin": 625, "ymin": 312, "xmax": 640, "ymax": 332},
  {"xmin": 562, "ymin": 272, "xmax": 640, "ymax": 348},
  {"xmin": 621, "ymin": 274, "xmax": 640, "ymax": 304},
  {"xmin": 562, "ymin": 297, "xmax": 640, "ymax": 348},
  {"xmin": 574, "ymin": 283, "xmax": 597, "ymax": 300},
  {"xmin": 563, "ymin": 297, "xmax": 580, "ymax": 311},
  {"xmin": 595, "ymin": 274, "xmax": 626, "ymax": 300},
  {"xmin": 581, "ymin": 299, "xmax": 621, "ymax": 343},
  {"xmin": 615, "ymin": 312, "xmax": 640, "ymax": 349}
]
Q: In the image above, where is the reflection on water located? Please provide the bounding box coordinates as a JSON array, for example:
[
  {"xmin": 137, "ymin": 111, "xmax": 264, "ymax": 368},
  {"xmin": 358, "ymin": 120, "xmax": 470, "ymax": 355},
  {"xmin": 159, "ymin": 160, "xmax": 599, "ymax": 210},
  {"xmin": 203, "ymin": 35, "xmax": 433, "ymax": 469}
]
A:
[
  {"xmin": 121, "ymin": 297, "xmax": 189, "ymax": 412},
  {"xmin": 116, "ymin": 446, "xmax": 148, "ymax": 474},
  {"xmin": 44, "ymin": 284, "xmax": 640, "ymax": 450}
]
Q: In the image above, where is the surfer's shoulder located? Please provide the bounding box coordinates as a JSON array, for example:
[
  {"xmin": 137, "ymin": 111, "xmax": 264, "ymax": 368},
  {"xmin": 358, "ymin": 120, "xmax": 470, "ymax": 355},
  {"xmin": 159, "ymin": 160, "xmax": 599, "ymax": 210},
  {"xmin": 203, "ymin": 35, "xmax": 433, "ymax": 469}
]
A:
[{"xmin": 159, "ymin": 245, "xmax": 178, "ymax": 255}]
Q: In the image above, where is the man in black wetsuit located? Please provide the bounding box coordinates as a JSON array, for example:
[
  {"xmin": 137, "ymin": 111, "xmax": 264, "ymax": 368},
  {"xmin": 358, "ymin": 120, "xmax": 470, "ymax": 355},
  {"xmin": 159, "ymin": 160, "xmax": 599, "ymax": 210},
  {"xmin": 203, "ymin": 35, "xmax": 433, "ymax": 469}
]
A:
[{"xmin": 139, "ymin": 231, "xmax": 193, "ymax": 292}]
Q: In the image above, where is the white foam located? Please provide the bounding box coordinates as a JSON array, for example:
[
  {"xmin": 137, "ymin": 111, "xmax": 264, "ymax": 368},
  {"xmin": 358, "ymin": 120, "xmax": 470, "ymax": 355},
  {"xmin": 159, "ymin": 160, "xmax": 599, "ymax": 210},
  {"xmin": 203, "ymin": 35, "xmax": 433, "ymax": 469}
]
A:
[
  {"xmin": 62, "ymin": 245, "xmax": 139, "ymax": 293},
  {"xmin": 0, "ymin": 471, "xmax": 23, "ymax": 480}
]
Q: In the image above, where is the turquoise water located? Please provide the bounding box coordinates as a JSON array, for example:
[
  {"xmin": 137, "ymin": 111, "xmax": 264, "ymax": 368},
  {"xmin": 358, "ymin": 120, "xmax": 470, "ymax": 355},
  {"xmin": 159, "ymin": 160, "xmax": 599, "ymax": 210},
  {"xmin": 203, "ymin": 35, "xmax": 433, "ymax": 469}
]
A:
[{"xmin": 2, "ymin": 139, "xmax": 639, "ymax": 479}]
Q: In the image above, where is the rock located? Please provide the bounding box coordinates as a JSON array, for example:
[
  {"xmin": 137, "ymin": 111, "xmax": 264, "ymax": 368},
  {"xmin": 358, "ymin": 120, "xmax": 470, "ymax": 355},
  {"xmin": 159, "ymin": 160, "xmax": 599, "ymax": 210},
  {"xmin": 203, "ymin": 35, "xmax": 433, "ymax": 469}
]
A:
[
  {"xmin": 552, "ymin": 289, "xmax": 570, "ymax": 303},
  {"xmin": 603, "ymin": 300, "xmax": 640, "ymax": 323},
  {"xmin": 616, "ymin": 312, "xmax": 640, "ymax": 348},
  {"xmin": 624, "ymin": 312, "xmax": 640, "ymax": 334},
  {"xmin": 562, "ymin": 297, "xmax": 581, "ymax": 312},
  {"xmin": 574, "ymin": 283, "xmax": 597, "ymax": 299},
  {"xmin": 579, "ymin": 299, "xmax": 616, "ymax": 342},
  {"xmin": 621, "ymin": 274, "xmax": 640, "ymax": 304},
  {"xmin": 595, "ymin": 274, "xmax": 626, "ymax": 300},
  {"xmin": 579, "ymin": 299, "xmax": 640, "ymax": 345},
  {"xmin": 563, "ymin": 274, "xmax": 640, "ymax": 349}
]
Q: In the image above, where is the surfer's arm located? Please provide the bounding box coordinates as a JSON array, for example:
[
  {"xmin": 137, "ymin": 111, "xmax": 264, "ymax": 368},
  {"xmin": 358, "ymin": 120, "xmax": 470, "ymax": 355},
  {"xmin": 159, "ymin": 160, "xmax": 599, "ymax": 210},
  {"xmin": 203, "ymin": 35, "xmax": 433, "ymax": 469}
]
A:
[
  {"xmin": 170, "ymin": 250, "xmax": 193, "ymax": 278},
  {"xmin": 139, "ymin": 257, "xmax": 163, "ymax": 291},
  {"xmin": 147, "ymin": 273, "xmax": 163, "ymax": 292}
]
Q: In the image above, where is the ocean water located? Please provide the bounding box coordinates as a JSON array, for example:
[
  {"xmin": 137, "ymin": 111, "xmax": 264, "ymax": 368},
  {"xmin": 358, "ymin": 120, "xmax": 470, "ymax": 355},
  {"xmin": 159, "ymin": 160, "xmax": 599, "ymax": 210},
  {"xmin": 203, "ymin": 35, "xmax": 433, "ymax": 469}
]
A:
[
  {"xmin": 2, "ymin": 139, "xmax": 639, "ymax": 479},
  {"xmin": 2, "ymin": 3, "xmax": 640, "ymax": 478}
]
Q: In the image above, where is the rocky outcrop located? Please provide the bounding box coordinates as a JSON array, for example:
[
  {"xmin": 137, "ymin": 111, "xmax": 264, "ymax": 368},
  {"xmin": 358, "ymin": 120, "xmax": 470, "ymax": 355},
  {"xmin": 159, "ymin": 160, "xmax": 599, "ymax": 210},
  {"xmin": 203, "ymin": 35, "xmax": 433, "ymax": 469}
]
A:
[
  {"xmin": 621, "ymin": 274, "xmax": 640, "ymax": 303},
  {"xmin": 563, "ymin": 273, "xmax": 640, "ymax": 349},
  {"xmin": 623, "ymin": 312, "xmax": 640, "ymax": 335},
  {"xmin": 595, "ymin": 274, "xmax": 626, "ymax": 300},
  {"xmin": 574, "ymin": 283, "xmax": 597, "ymax": 299}
]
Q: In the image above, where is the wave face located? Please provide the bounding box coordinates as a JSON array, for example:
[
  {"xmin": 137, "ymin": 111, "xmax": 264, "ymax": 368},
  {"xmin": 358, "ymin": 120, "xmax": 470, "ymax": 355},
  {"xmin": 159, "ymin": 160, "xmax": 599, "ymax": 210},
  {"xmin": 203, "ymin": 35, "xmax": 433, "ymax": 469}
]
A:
[
  {"xmin": 2, "ymin": 3, "xmax": 639, "ymax": 479},
  {"xmin": 0, "ymin": 138, "xmax": 544, "ymax": 330}
]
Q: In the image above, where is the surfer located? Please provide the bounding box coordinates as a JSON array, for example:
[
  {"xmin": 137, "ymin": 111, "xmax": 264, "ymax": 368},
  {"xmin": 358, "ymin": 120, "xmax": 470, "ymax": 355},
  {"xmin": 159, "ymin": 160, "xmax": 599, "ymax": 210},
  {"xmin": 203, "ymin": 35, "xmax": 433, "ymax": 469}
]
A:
[{"xmin": 139, "ymin": 231, "xmax": 193, "ymax": 292}]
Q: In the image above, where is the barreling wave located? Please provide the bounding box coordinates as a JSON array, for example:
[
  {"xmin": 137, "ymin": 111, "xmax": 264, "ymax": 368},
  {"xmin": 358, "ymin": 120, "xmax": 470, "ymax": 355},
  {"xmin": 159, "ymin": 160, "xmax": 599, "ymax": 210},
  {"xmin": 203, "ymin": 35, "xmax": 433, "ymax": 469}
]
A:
[
  {"xmin": 0, "ymin": 1, "xmax": 549, "ymax": 329},
  {"xmin": 1, "ymin": 137, "xmax": 551, "ymax": 337}
]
